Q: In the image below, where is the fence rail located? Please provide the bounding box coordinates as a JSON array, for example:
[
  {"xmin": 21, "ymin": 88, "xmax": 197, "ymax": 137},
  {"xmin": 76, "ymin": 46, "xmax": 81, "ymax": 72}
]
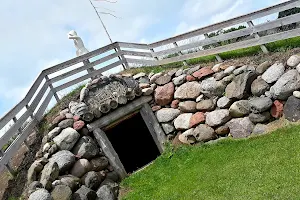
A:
[{"xmin": 0, "ymin": 0, "xmax": 300, "ymax": 174}]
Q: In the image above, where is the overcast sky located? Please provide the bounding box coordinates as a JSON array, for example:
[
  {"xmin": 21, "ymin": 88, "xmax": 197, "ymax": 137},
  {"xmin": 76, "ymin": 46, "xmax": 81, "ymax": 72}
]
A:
[{"xmin": 0, "ymin": 0, "xmax": 285, "ymax": 118}]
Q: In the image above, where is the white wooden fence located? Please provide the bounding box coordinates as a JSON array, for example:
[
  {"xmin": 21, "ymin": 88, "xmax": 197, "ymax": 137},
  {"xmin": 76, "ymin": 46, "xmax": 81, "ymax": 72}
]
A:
[{"xmin": 0, "ymin": 0, "xmax": 300, "ymax": 174}]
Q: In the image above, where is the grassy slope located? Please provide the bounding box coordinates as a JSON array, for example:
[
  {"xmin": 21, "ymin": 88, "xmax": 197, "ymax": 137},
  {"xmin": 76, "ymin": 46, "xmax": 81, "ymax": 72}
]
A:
[{"xmin": 121, "ymin": 124, "xmax": 300, "ymax": 200}]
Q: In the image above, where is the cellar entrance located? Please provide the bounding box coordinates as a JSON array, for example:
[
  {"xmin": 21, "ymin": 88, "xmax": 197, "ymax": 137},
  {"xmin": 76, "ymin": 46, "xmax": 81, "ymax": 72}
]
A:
[{"xmin": 105, "ymin": 112, "xmax": 161, "ymax": 173}]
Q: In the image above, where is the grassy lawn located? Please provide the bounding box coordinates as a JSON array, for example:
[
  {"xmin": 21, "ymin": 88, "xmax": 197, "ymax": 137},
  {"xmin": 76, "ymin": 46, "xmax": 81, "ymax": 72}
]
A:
[{"xmin": 121, "ymin": 124, "xmax": 300, "ymax": 200}]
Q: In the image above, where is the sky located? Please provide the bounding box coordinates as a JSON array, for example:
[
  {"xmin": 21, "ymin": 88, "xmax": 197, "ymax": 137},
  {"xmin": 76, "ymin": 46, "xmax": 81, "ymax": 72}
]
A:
[{"xmin": 0, "ymin": 0, "xmax": 286, "ymax": 119}]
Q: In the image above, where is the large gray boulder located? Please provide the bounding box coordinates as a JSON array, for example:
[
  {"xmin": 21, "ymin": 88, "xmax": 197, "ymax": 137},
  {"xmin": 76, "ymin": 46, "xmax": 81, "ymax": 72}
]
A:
[
  {"xmin": 48, "ymin": 127, "xmax": 62, "ymax": 140},
  {"xmin": 174, "ymin": 113, "xmax": 193, "ymax": 130},
  {"xmin": 284, "ymin": 96, "xmax": 300, "ymax": 122},
  {"xmin": 252, "ymin": 124, "xmax": 268, "ymax": 135},
  {"xmin": 29, "ymin": 189, "xmax": 52, "ymax": 200},
  {"xmin": 179, "ymin": 101, "xmax": 197, "ymax": 113},
  {"xmin": 51, "ymin": 185, "xmax": 72, "ymax": 200},
  {"xmin": 59, "ymin": 175, "xmax": 81, "ymax": 191},
  {"xmin": 196, "ymin": 99, "xmax": 215, "ymax": 111},
  {"xmin": 73, "ymin": 185, "xmax": 97, "ymax": 200},
  {"xmin": 161, "ymin": 123, "xmax": 175, "ymax": 135},
  {"xmin": 58, "ymin": 119, "xmax": 74, "ymax": 129},
  {"xmin": 90, "ymin": 157, "xmax": 109, "ymax": 172},
  {"xmin": 81, "ymin": 171, "xmax": 103, "ymax": 190},
  {"xmin": 200, "ymin": 77, "xmax": 226, "ymax": 97},
  {"xmin": 270, "ymin": 69, "xmax": 300, "ymax": 100},
  {"xmin": 172, "ymin": 74, "xmax": 186, "ymax": 86},
  {"xmin": 229, "ymin": 100, "xmax": 251, "ymax": 118},
  {"xmin": 178, "ymin": 129, "xmax": 196, "ymax": 144},
  {"xmin": 156, "ymin": 108, "xmax": 180, "ymax": 123},
  {"xmin": 249, "ymin": 97, "xmax": 273, "ymax": 113},
  {"xmin": 27, "ymin": 160, "xmax": 44, "ymax": 184},
  {"xmin": 49, "ymin": 150, "xmax": 76, "ymax": 173},
  {"xmin": 40, "ymin": 162, "xmax": 59, "ymax": 190},
  {"xmin": 206, "ymin": 109, "xmax": 231, "ymax": 127},
  {"xmin": 249, "ymin": 112, "xmax": 271, "ymax": 123},
  {"xmin": 261, "ymin": 62, "xmax": 285, "ymax": 84},
  {"xmin": 193, "ymin": 124, "xmax": 217, "ymax": 142},
  {"xmin": 251, "ymin": 78, "xmax": 270, "ymax": 96},
  {"xmin": 287, "ymin": 55, "xmax": 300, "ymax": 67},
  {"xmin": 256, "ymin": 61, "xmax": 272, "ymax": 74},
  {"xmin": 174, "ymin": 82, "xmax": 202, "ymax": 99},
  {"xmin": 70, "ymin": 159, "xmax": 92, "ymax": 178},
  {"xmin": 96, "ymin": 185, "xmax": 116, "ymax": 200},
  {"xmin": 72, "ymin": 136, "xmax": 100, "ymax": 159},
  {"xmin": 53, "ymin": 128, "xmax": 80, "ymax": 150},
  {"xmin": 226, "ymin": 117, "xmax": 254, "ymax": 138},
  {"xmin": 217, "ymin": 96, "xmax": 232, "ymax": 108},
  {"xmin": 225, "ymin": 71, "xmax": 257, "ymax": 99}
]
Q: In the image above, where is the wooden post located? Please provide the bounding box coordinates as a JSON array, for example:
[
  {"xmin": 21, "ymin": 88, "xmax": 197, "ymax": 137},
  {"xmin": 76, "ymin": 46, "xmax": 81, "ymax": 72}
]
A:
[
  {"xmin": 140, "ymin": 103, "xmax": 166, "ymax": 153},
  {"xmin": 173, "ymin": 42, "xmax": 188, "ymax": 66},
  {"xmin": 204, "ymin": 33, "xmax": 223, "ymax": 62},
  {"xmin": 116, "ymin": 46, "xmax": 129, "ymax": 69},
  {"xmin": 45, "ymin": 75, "xmax": 60, "ymax": 102},
  {"xmin": 247, "ymin": 21, "xmax": 269, "ymax": 54},
  {"xmin": 93, "ymin": 128, "xmax": 127, "ymax": 179},
  {"xmin": 0, "ymin": 150, "xmax": 15, "ymax": 176},
  {"xmin": 13, "ymin": 117, "xmax": 29, "ymax": 150}
]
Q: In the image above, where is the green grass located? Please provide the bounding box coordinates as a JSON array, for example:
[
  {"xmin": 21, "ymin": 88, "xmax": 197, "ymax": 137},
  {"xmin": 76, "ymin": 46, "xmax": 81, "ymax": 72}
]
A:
[{"xmin": 121, "ymin": 124, "xmax": 300, "ymax": 200}]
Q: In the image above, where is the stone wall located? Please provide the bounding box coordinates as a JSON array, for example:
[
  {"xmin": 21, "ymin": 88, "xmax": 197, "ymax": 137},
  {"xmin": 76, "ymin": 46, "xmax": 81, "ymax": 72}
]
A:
[{"xmin": 26, "ymin": 54, "xmax": 300, "ymax": 199}]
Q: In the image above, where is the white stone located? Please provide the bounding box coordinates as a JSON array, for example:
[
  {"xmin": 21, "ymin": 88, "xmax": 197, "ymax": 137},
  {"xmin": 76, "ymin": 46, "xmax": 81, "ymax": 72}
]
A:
[
  {"xmin": 43, "ymin": 143, "xmax": 51, "ymax": 153},
  {"xmin": 174, "ymin": 82, "xmax": 202, "ymax": 99},
  {"xmin": 53, "ymin": 128, "xmax": 80, "ymax": 151},
  {"xmin": 178, "ymin": 129, "xmax": 196, "ymax": 144},
  {"xmin": 217, "ymin": 96, "xmax": 231, "ymax": 108},
  {"xmin": 162, "ymin": 123, "xmax": 175, "ymax": 135},
  {"xmin": 174, "ymin": 113, "xmax": 193, "ymax": 130},
  {"xmin": 287, "ymin": 55, "xmax": 300, "ymax": 67},
  {"xmin": 206, "ymin": 109, "xmax": 231, "ymax": 127},
  {"xmin": 150, "ymin": 72, "xmax": 163, "ymax": 83},
  {"xmin": 68, "ymin": 30, "xmax": 89, "ymax": 56},
  {"xmin": 156, "ymin": 108, "xmax": 180, "ymax": 123},
  {"xmin": 293, "ymin": 91, "xmax": 300, "ymax": 99},
  {"xmin": 261, "ymin": 62, "xmax": 285, "ymax": 84},
  {"xmin": 196, "ymin": 94, "xmax": 204, "ymax": 103},
  {"xmin": 133, "ymin": 72, "xmax": 146, "ymax": 79},
  {"xmin": 142, "ymin": 88, "xmax": 154, "ymax": 96},
  {"xmin": 212, "ymin": 63, "xmax": 223, "ymax": 72},
  {"xmin": 224, "ymin": 66, "xmax": 236, "ymax": 75}
]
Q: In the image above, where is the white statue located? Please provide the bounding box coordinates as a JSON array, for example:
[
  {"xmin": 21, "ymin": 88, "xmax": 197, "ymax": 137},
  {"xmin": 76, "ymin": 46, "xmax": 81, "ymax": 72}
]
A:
[{"xmin": 68, "ymin": 30, "xmax": 89, "ymax": 56}]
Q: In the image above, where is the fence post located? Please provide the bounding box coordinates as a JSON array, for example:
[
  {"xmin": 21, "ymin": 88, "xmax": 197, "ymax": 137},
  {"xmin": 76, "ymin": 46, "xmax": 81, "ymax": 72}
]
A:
[
  {"xmin": 0, "ymin": 151, "xmax": 15, "ymax": 176},
  {"xmin": 204, "ymin": 33, "xmax": 223, "ymax": 62},
  {"xmin": 116, "ymin": 46, "xmax": 129, "ymax": 69},
  {"xmin": 173, "ymin": 42, "xmax": 188, "ymax": 66},
  {"xmin": 45, "ymin": 75, "xmax": 60, "ymax": 102},
  {"xmin": 12, "ymin": 117, "xmax": 29, "ymax": 150},
  {"xmin": 247, "ymin": 21, "xmax": 269, "ymax": 54}
]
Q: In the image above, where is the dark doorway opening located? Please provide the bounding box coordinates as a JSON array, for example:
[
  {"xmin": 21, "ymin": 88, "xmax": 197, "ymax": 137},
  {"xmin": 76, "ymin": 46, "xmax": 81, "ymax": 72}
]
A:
[{"xmin": 105, "ymin": 112, "xmax": 161, "ymax": 173}]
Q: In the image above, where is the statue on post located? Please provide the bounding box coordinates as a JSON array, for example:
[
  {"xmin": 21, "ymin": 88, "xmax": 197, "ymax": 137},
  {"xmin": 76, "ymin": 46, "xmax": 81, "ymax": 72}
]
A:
[{"xmin": 68, "ymin": 30, "xmax": 89, "ymax": 56}]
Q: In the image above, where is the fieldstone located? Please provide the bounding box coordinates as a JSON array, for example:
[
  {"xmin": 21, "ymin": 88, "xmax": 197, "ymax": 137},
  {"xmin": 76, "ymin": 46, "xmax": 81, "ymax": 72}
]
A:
[
  {"xmin": 48, "ymin": 127, "xmax": 62, "ymax": 140},
  {"xmin": 152, "ymin": 106, "xmax": 161, "ymax": 112},
  {"xmin": 196, "ymin": 99, "xmax": 215, "ymax": 111},
  {"xmin": 72, "ymin": 136, "xmax": 99, "ymax": 159},
  {"xmin": 178, "ymin": 129, "xmax": 196, "ymax": 144},
  {"xmin": 96, "ymin": 185, "xmax": 116, "ymax": 200},
  {"xmin": 40, "ymin": 162, "xmax": 59, "ymax": 190},
  {"xmin": 256, "ymin": 61, "xmax": 272, "ymax": 74},
  {"xmin": 200, "ymin": 77, "xmax": 226, "ymax": 97},
  {"xmin": 73, "ymin": 185, "xmax": 97, "ymax": 200},
  {"xmin": 29, "ymin": 189, "xmax": 52, "ymax": 200},
  {"xmin": 73, "ymin": 115, "xmax": 80, "ymax": 121},
  {"xmin": 71, "ymin": 159, "xmax": 92, "ymax": 178},
  {"xmin": 43, "ymin": 143, "xmax": 51, "ymax": 153},
  {"xmin": 90, "ymin": 157, "xmax": 109, "ymax": 171},
  {"xmin": 168, "ymin": 69, "xmax": 178, "ymax": 77},
  {"xmin": 249, "ymin": 112, "xmax": 271, "ymax": 123},
  {"xmin": 247, "ymin": 65, "xmax": 256, "ymax": 72},
  {"xmin": 271, "ymin": 100, "xmax": 284, "ymax": 119},
  {"xmin": 49, "ymin": 150, "xmax": 76, "ymax": 173},
  {"xmin": 27, "ymin": 161, "xmax": 44, "ymax": 184},
  {"xmin": 65, "ymin": 113, "xmax": 74, "ymax": 119},
  {"xmin": 79, "ymin": 128, "xmax": 90, "ymax": 136},
  {"xmin": 48, "ymin": 144, "xmax": 58, "ymax": 156},
  {"xmin": 150, "ymin": 72, "xmax": 163, "ymax": 83},
  {"xmin": 174, "ymin": 82, "xmax": 202, "ymax": 99},
  {"xmin": 217, "ymin": 96, "xmax": 232, "ymax": 108},
  {"xmin": 162, "ymin": 123, "xmax": 175, "ymax": 135},
  {"xmin": 58, "ymin": 119, "xmax": 74, "ymax": 129},
  {"xmin": 53, "ymin": 128, "xmax": 80, "ymax": 150},
  {"xmin": 297, "ymin": 63, "xmax": 300, "ymax": 74},
  {"xmin": 28, "ymin": 181, "xmax": 43, "ymax": 195},
  {"xmin": 270, "ymin": 69, "xmax": 300, "ymax": 100},
  {"xmin": 251, "ymin": 78, "xmax": 270, "ymax": 96},
  {"xmin": 60, "ymin": 108, "xmax": 70, "ymax": 115},
  {"xmin": 51, "ymin": 185, "xmax": 72, "ymax": 200},
  {"xmin": 233, "ymin": 65, "xmax": 247, "ymax": 75},
  {"xmin": 206, "ymin": 109, "xmax": 231, "ymax": 127},
  {"xmin": 284, "ymin": 96, "xmax": 300, "ymax": 122},
  {"xmin": 139, "ymin": 77, "xmax": 150, "ymax": 84},
  {"xmin": 133, "ymin": 72, "xmax": 146, "ymax": 79},
  {"xmin": 189, "ymin": 112, "xmax": 205, "ymax": 128},
  {"xmin": 261, "ymin": 62, "xmax": 285, "ymax": 84},
  {"xmin": 142, "ymin": 87, "xmax": 154, "ymax": 96},
  {"xmin": 222, "ymin": 74, "xmax": 235, "ymax": 84},
  {"xmin": 193, "ymin": 67, "xmax": 214, "ymax": 79},
  {"xmin": 287, "ymin": 55, "xmax": 300, "ymax": 67},
  {"xmin": 52, "ymin": 114, "xmax": 66, "ymax": 126},
  {"xmin": 225, "ymin": 71, "xmax": 257, "ymax": 99},
  {"xmin": 155, "ymin": 75, "xmax": 172, "ymax": 85},
  {"xmin": 252, "ymin": 124, "xmax": 268, "ymax": 135},
  {"xmin": 59, "ymin": 175, "xmax": 81, "ymax": 191},
  {"xmin": 196, "ymin": 94, "xmax": 204, "ymax": 103},
  {"xmin": 224, "ymin": 66, "xmax": 236, "ymax": 74},
  {"xmin": 226, "ymin": 117, "xmax": 254, "ymax": 138},
  {"xmin": 175, "ymin": 69, "xmax": 183, "ymax": 77},
  {"xmin": 73, "ymin": 120, "xmax": 85, "ymax": 131},
  {"xmin": 171, "ymin": 100, "xmax": 180, "ymax": 108},
  {"xmin": 179, "ymin": 101, "xmax": 197, "ymax": 112},
  {"xmin": 139, "ymin": 83, "xmax": 150, "ymax": 89},
  {"xmin": 215, "ymin": 125, "xmax": 230, "ymax": 135},
  {"xmin": 212, "ymin": 63, "xmax": 222, "ymax": 72},
  {"xmin": 214, "ymin": 71, "xmax": 226, "ymax": 81},
  {"xmin": 293, "ymin": 91, "xmax": 300, "ymax": 99},
  {"xmin": 186, "ymin": 75, "xmax": 196, "ymax": 82},
  {"xmin": 81, "ymin": 171, "xmax": 102, "ymax": 190},
  {"xmin": 172, "ymin": 74, "xmax": 186, "ymax": 86},
  {"xmin": 229, "ymin": 100, "xmax": 251, "ymax": 118},
  {"xmin": 174, "ymin": 113, "xmax": 193, "ymax": 130},
  {"xmin": 187, "ymin": 65, "xmax": 200, "ymax": 75},
  {"xmin": 193, "ymin": 124, "xmax": 217, "ymax": 142},
  {"xmin": 249, "ymin": 97, "xmax": 273, "ymax": 113},
  {"xmin": 156, "ymin": 108, "xmax": 180, "ymax": 123},
  {"xmin": 154, "ymin": 82, "xmax": 175, "ymax": 106},
  {"xmin": 105, "ymin": 171, "xmax": 120, "ymax": 182}
]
